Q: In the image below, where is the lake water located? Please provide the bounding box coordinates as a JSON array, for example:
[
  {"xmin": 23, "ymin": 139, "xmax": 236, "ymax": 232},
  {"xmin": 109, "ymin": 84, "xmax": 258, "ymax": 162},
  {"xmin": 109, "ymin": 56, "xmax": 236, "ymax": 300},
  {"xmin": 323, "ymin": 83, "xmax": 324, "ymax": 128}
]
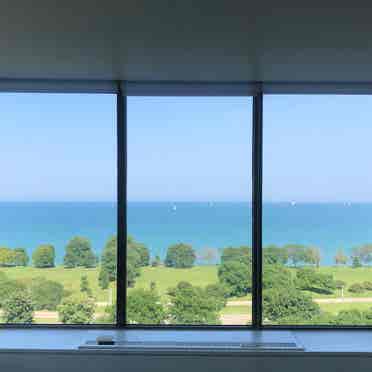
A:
[{"xmin": 0, "ymin": 202, "xmax": 371, "ymax": 265}]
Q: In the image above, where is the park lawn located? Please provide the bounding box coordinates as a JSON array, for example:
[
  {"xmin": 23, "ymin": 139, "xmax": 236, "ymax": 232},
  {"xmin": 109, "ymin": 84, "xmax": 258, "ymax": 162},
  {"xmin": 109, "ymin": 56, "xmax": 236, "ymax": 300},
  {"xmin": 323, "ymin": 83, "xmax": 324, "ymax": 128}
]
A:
[
  {"xmin": 0, "ymin": 266, "xmax": 115, "ymax": 303},
  {"xmin": 132, "ymin": 265, "xmax": 219, "ymax": 298},
  {"xmin": 220, "ymin": 305, "xmax": 251, "ymax": 315},
  {"xmin": 319, "ymin": 302, "xmax": 372, "ymax": 314},
  {"xmin": 289, "ymin": 266, "xmax": 372, "ymax": 298}
]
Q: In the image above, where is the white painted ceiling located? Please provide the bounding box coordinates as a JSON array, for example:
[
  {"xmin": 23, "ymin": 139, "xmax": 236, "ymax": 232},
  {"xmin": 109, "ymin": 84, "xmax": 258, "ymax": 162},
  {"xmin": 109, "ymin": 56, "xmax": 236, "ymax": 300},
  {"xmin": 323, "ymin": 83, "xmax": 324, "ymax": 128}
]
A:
[{"xmin": 1, "ymin": 0, "xmax": 372, "ymax": 82}]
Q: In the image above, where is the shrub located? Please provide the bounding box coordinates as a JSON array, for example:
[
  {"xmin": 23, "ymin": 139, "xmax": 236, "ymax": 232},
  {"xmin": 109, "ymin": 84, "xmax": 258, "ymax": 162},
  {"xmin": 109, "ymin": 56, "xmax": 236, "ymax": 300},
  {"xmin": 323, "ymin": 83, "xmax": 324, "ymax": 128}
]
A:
[
  {"xmin": 80, "ymin": 275, "xmax": 92, "ymax": 297},
  {"xmin": 98, "ymin": 268, "xmax": 110, "ymax": 290},
  {"xmin": 58, "ymin": 295, "xmax": 95, "ymax": 324},
  {"xmin": 167, "ymin": 282, "xmax": 220, "ymax": 325},
  {"xmin": 127, "ymin": 289, "xmax": 165, "ymax": 325},
  {"xmin": 165, "ymin": 243, "xmax": 196, "ymax": 268},
  {"xmin": 263, "ymin": 287, "xmax": 320, "ymax": 323},
  {"xmin": 363, "ymin": 281, "xmax": 372, "ymax": 291},
  {"xmin": 3, "ymin": 291, "xmax": 34, "ymax": 324},
  {"xmin": 29, "ymin": 277, "xmax": 65, "ymax": 310},
  {"xmin": 332, "ymin": 309, "xmax": 364, "ymax": 325},
  {"xmin": 348, "ymin": 283, "xmax": 364, "ymax": 293}
]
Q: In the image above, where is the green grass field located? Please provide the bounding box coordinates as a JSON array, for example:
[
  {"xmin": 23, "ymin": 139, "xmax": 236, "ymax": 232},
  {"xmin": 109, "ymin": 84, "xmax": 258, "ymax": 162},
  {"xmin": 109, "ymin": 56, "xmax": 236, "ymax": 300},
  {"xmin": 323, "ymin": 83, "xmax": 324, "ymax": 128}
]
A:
[
  {"xmin": 0, "ymin": 266, "xmax": 114, "ymax": 302},
  {"xmin": 319, "ymin": 302, "xmax": 372, "ymax": 314},
  {"xmin": 2, "ymin": 264, "xmax": 372, "ymax": 322}
]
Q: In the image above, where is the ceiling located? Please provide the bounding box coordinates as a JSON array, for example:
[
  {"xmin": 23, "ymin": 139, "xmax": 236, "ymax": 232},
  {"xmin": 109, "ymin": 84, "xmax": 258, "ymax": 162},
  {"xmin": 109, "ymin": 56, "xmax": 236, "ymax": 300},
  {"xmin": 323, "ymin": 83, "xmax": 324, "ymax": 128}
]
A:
[{"xmin": 1, "ymin": 1, "xmax": 372, "ymax": 82}]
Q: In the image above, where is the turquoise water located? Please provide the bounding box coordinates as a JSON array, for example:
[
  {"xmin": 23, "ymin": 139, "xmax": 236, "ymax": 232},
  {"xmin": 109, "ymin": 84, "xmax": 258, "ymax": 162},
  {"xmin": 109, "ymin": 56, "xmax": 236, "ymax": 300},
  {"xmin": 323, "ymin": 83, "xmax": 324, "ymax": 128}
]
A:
[{"xmin": 0, "ymin": 202, "xmax": 372, "ymax": 265}]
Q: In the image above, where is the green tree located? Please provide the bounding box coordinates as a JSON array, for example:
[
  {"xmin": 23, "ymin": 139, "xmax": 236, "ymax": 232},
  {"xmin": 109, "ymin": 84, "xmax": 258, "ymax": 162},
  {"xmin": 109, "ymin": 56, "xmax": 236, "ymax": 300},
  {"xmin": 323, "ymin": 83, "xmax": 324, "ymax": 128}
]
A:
[
  {"xmin": 220, "ymin": 246, "xmax": 252, "ymax": 265},
  {"xmin": 127, "ymin": 249, "xmax": 140, "ymax": 287},
  {"xmin": 80, "ymin": 275, "xmax": 92, "ymax": 297},
  {"xmin": 204, "ymin": 283, "xmax": 229, "ymax": 311},
  {"xmin": 352, "ymin": 256, "xmax": 362, "ymax": 268},
  {"xmin": 58, "ymin": 295, "xmax": 95, "ymax": 324},
  {"xmin": 334, "ymin": 248, "xmax": 348, "ymax": 266},
  {"xmin": 263, "ymin": 287, "xmax": 320, "ymax": 323},
  {"xmin": 295, "ymin": 268, "xmax": 336, "ymax": 294},
  {"xmin": 0, "ymin": 247, "xmax": 15, "ymax": 267},
  {"xmin": 263, "ymin": 264, "xmax": 292, "ymax": 290},
  {"xmin": 29, "ymin": 277, "xmax": 65, "ymax": 310},
  {"xmin": 168, "ymin": 282, "xmax": 219, "ymax": 325},
  {"xmin": 3, "ymin": 291, "xmax": 34, "ymax": 323},
  {"xmin": 284, "ymin": 244, "xmax": 309, "ymax": 267},
  {"xmin": 32, "ymin": 244, "xmax": 55, "ymax": 268},
  {"xmin": 165, "ymin": 243, "xmax": 196, "ymax": 268},
  {"xmin": 263, "ymin": 245, "xmax": 288, "ymax": 265},
  {"xmin": 13, "ymin": 248, "xmax": 29, "ymax": 266},
  {"xmin": 351, "ymin": 244, "xmax": 372, "ymax": 265},
  {"xmin": 100, "ymin": 236, "xmax": 117, "ymax": 281},
  {"xmin": 307, "ymin": 246, "xmax": 321, "ymax": 268},
  {"xmin": 127, "ymin": 289, "xmax": 165, "ymax": 324},
  {"xmin": 98, "ymin": 268, "xmax": 110, "ymax": 290},
  {"xmin": 218, "ymin": 260, "xmax": 251, "ymax": 297},
  {"xmin": 64, "ymin": 236, "xmax": 96, "ymax": 268},
  {"xmin": 128, "ymin": 235, "xmax": 150, "ymax": 267}
]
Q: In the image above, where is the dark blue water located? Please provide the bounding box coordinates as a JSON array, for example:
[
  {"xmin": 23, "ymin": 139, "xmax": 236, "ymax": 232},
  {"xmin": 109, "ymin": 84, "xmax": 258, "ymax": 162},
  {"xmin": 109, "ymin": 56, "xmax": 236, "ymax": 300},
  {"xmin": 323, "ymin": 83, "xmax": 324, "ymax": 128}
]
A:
[{"xmin": 0, "ymin": 202, "xmax": 371, "ymax": 265}]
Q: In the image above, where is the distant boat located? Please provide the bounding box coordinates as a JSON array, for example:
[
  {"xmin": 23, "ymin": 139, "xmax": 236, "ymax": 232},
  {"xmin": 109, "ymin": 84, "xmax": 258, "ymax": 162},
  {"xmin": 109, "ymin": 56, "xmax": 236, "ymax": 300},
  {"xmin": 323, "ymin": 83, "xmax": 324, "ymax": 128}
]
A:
[
  {"xmin": 209, "ymin": 202, "xmax": 214, "ymax": 207},
  {"xmin": 172, "ymin": 204, "xmax": 177, "ymax": 211},
  {"xmin": 291, "ymin": 201, "xmax": 296, "ymax": 206}
]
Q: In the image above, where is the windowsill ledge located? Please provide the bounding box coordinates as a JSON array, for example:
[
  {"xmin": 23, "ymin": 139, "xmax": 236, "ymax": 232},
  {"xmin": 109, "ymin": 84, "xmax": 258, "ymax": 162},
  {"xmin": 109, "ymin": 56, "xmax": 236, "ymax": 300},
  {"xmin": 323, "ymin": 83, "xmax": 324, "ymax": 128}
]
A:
[{"xmin": 0, "ymin": 329, "xmax": 371, "ymax": 355}]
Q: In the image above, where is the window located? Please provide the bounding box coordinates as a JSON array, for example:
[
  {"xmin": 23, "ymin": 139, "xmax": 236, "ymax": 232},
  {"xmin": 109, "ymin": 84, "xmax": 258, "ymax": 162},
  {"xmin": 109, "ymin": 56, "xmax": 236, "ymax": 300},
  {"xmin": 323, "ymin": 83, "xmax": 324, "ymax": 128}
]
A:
[
  {"xmin": 263, "ymin": 94, "xmax": 372, "ymax": 326},
  {"xmin": 127, "ymin": 96, "xmax": 253, "ymax": 325},
  {"xmin": 0, "ymin": 93, "xmax": 116, "ymax": 325},
  {"xmin": 2, "ymin": 84, "xmax": 372, "ymax": 329}
]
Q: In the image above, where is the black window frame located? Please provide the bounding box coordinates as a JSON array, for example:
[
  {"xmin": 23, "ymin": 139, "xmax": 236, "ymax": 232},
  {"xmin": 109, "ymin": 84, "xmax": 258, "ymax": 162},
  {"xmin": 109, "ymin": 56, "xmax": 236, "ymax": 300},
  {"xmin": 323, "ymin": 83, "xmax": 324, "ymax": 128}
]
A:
[{"xmin": 1, "ymin": 80, "xmax": 372, "ymax": 330}]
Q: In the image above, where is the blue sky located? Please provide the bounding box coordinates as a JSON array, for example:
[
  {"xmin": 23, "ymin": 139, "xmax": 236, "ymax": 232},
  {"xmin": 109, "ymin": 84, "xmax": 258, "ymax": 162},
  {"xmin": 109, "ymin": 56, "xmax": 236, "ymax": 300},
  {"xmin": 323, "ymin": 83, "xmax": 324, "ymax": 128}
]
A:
[{"xmin": 1, "ymin": 93, "xmax": 372, "ymax": 202}]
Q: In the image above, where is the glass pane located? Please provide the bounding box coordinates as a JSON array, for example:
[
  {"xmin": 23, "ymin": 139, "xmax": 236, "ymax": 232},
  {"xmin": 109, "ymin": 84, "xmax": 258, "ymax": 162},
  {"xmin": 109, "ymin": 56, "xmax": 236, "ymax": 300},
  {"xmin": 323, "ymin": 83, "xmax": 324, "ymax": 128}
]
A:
[
  {"xmin": 127, "ymin": 97, "xmax": 252, "ymax": 325},
  {"xmin": 263, "ymin": 95, "xmax": 372, "ymax": 326},
  {"xmin": 0, "ymin": 93, "xmax": 116, "ymax": 324}
]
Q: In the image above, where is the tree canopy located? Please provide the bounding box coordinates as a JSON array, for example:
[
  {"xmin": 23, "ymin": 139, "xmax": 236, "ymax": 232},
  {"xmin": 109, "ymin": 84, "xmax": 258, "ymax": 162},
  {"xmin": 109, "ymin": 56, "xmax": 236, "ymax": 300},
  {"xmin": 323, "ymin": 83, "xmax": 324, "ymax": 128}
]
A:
[
  {"xmin": 127, "ymin": 288, "xmax": 165, "ymax": 324},
  {"xmin": 64, "ymin": 236, "xmax": 97, "ymax": 268},
  {"xmin": 165, "ymin": 243, "xmax": 196, "ymax": 268},
  {"xmin": 167, "ymin": 282, "xmax": 220, "ymax": 324},
  {"xmin": 32, "ymin": 244, "xmax": 55, "ymax": 268}
]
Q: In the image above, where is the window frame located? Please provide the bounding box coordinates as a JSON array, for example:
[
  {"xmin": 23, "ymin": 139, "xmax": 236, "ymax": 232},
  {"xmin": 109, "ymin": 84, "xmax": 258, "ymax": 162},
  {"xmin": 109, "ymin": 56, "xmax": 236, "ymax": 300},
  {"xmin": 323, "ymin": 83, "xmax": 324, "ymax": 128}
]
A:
[{"xmin": 2, "ymin": 80, "xmax": 372, "ymax": 330}]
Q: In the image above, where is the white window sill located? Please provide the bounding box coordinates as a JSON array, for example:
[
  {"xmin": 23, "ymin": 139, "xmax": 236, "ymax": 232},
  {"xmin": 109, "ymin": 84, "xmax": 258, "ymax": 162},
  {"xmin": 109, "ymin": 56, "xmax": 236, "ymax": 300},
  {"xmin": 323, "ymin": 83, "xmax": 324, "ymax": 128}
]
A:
[{"xmin": 0, "ymin": 329, "xmax": 370, "ymax": 354}]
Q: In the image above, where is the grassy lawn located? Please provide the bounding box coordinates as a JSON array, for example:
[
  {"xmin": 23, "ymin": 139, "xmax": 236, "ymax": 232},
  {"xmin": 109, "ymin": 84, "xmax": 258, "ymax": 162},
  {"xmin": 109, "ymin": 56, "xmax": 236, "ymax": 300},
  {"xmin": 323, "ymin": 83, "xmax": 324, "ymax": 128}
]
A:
[
  {"xmin": 289, "ymin": 266, "xmax": 372, "ymax": 298},
  {"xmin": 132, "ymin": 265, "xmax": 219, "ymax": 297},
  {"xmin": 220, "ymin": 305, "xmax": 251, "ymax": 315},
  {"xmin": 319, "ymin": 302, "xmax": 372, "ymax": 314},
  {"xmin": 0, "ymin": 266, "xmax": 114, "ymax": 302}
]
